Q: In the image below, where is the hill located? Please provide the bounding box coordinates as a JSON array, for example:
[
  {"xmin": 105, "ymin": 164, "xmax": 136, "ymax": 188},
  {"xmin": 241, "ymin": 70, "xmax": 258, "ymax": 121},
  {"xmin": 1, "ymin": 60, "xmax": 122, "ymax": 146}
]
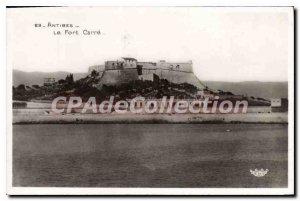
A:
[
  {"xmin": 13, "ymin": 70, "xmax": 88, "ymax": 87},
  {"xmin": 203, "ymin": 81, "xmax": 288, "ymax": 100},
  {"xmin": 12, "ymin": 70, "xmax": 288, "ymax": 100}
]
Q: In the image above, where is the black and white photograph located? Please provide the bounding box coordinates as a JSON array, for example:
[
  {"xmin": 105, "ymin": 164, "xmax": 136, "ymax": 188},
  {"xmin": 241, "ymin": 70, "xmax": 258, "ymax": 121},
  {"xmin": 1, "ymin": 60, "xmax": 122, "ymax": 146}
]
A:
[{"xmin": 6, "ymin": 6, "xmax": 294, "ymax": 195}]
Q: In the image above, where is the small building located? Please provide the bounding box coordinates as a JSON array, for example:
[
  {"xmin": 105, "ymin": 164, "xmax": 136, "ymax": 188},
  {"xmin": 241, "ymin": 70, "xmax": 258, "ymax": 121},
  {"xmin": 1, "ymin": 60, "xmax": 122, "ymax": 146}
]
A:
[
  {"xmin": 44, "ymin": 78, "xmax": 55, "ymax": 86},
  {"xmin": 197, "ymin": 90, "xmax": 204, "ymax": 96},
  {"xmin": 271, "ymin": 98, "xmax": 288, "ymax": 112},
  {"xmin": 13, "ymin": 101, "xmax": 27, "ymax": 108}
]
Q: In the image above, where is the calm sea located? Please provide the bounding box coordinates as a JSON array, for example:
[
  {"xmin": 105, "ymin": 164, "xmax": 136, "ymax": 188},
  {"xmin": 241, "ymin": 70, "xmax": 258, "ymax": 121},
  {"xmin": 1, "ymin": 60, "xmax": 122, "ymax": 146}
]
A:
[{"xmin": 13, "ymin": 124, "xmax": 288, "ymax": 187}]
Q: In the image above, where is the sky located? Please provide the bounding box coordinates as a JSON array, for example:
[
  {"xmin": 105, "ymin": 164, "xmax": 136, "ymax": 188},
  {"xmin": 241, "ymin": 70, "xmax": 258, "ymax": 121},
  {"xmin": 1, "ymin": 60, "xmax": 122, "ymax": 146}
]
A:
[{"xmin": 7, "ymin": 7, "xmax": 293, "ymax": 81}]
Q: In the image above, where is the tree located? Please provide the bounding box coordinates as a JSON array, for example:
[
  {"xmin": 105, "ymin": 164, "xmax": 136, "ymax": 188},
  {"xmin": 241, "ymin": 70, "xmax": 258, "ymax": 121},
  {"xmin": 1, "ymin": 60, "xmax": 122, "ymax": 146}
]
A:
[
  {"xmin": 65, "ymin": 73, "xmax": 74, "ymax": 85},
  {"xmin": 32, "ymin": 84, "xmax": 40, "ymax": 89},
  {"xmin": 16, "ymin": 84, "xmax": 25, "ymax": 91},
  {"xmin": 58, "ymin": 79, "xmax": 65, "ymax": 84},
  {"xmin": 70, "ymin": 74, "xmax": 74, "ymax": 83},
  {"xmin": 91, "ymin": 70, "xmax": 99, "ymax": 77}
]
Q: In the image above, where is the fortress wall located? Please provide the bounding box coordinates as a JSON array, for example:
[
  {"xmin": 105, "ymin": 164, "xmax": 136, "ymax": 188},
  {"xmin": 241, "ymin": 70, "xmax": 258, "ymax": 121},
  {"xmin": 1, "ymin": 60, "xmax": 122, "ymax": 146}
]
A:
[
  {"xmin": 159, "ymin": 70, "xmax": 203, "ymax": 88},
  {"xmin": 88, "ymin": 65, "xmax": 105, "ymax": 73},
  {"xmin": 98, "ymin": 69, "xmax": 139, "ymax": 87},
  {"xmin": 157, "ymin": 61, "xmax": 193, "ymax": 72},
  {"xmin": 97, "ymin": 67, "xmax": 203, "ymax": 89},
  {"xmin": 142, "ymin": 69, "xmax": 204, "ymax": 89}
]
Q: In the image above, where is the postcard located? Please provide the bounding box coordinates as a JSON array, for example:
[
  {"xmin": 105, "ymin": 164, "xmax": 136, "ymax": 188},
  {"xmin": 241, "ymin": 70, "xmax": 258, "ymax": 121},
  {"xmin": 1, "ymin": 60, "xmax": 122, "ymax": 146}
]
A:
[{"xmin": 6, "ymin": 6, "xmax": 294, "ymax": 195}]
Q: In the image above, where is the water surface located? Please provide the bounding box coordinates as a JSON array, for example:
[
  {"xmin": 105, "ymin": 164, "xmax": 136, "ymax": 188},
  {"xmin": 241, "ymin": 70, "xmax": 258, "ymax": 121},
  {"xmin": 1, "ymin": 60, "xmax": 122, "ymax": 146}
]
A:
[{"xmin": 13, "ymin": 124, "xmax": 288, "ymax": 187}]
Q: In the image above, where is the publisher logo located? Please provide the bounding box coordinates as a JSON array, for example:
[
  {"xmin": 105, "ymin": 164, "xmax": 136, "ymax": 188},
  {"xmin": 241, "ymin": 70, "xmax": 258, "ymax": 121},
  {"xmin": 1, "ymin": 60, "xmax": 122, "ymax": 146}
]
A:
[{"xmin": 250, "ymin": 169, "xmax": 269, "ymax": 177}]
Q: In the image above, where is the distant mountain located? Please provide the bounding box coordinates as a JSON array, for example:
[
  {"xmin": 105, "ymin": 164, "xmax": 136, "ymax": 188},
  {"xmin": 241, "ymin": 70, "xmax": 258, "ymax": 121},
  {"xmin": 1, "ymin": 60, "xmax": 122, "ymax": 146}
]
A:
[
  {"xmin": 13, "ymin": 70, "xmax": 88, "ymax": 87},
  {"xmin": 203, "ymin": 81, "xmax": 288, "ymax": 100}
]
